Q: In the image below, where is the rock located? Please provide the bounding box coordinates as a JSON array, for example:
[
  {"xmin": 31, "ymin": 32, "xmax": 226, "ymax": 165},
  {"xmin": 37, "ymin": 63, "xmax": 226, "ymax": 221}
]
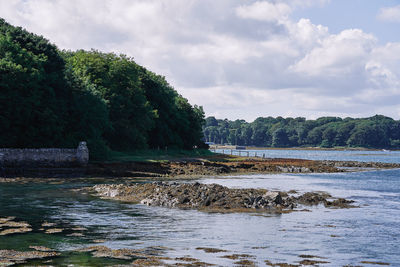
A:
[
  {"xmin": 0, "ymin": 221, "xmax": 30, "ymax": 228},
  {"xmin": 0, "ymin": 259, "xmax": 14, "ymax": 266},
  {"xmin": 0, "ymin": 227, "xmax": 32, "ymax": 236},
  {"xmin": 93, "ymin": 239, "xmax": 106, "ymax": 243},
  {"xmin": 234, "ymin": 259, "xmax": 257, "ymax": 266},
  {"xmin": 45, "ymin": 228, "xmax": 63, "ymax": 234},
  {"xmin": 140, "ymin": 198, "xmax": 152, "ymax": 205},
  {"xmin": 0, "ymin": 217, "xmax": 15, "ymax": 224},
  {"xmin": 88, "ymin": 182, "xmax": 355, "ymax": 213},
  {"xmin": 299, "ymin": 259, "xmax": 330, "ymax": 265},
  {"xmin": 297, "ymin": 192, "xmax": 330, "ymax": 205},
  {"xmin": 263, "ymin": 191, "xmax": 283, "ymax": 205},
  {"xmin": 75, "ymin": 245, "xmax": 168, "ymax": 261},
  {"xmin": 324, "ymin": 198, "xmax": 355, "ymax": 208},
  {"xmin": 108, "ymin": 189, "xmax": 120, "ymax": 198},
  {"xmin": 67, "ymin": 233, "xmax": 84, "ymax": 237},
  {"xmin": 0, "ymin": 249, "xmax": 60, "ymax": 265},
  {"xmin": 196, "ymin": 247, "xmax": 228, "ymax": 253},
  {"xmin": 301, "ymin": 167, "xmax": 310, "ymax": 172},
  {"xmin": 41, "ymin": 222, "xmax": 56, "ymax": 227},
  {"xmin": 29, "ymin": 246, "xmax": 54, "ymax": 252}
]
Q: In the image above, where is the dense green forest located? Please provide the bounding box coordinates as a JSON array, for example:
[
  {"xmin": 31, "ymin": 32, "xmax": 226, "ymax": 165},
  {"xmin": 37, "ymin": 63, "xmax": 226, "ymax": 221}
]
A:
[
  {"xmin": 0, "ymin": 18, "xmax": 205, "ymax": 159},
  {"xmin": 204, "ymin": 115, "xmax": 400, "ymax": 149}
]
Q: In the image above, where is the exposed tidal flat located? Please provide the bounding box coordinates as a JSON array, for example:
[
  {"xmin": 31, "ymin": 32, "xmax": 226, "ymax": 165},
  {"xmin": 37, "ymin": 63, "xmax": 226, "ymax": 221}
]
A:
[{"xmin": 1, "ymin": 150, "xmax": 400, "ymax": 266}]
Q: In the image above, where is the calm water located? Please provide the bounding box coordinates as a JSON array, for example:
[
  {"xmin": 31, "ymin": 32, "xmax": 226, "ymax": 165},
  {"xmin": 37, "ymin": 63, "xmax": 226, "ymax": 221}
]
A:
[
  {"xmin": 215, "ymin": 148, "xmax": 400, "ymax": 163},
  {"xmin": 1, "ymin": 151, "xmax": 400, "ymax": 266}
]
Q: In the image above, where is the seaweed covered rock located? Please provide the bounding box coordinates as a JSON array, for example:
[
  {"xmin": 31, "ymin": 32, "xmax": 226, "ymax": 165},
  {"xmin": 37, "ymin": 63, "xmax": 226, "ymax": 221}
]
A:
[{"xmin": 90, "ymin": 182, "xmax": 356, "ymax": 213}]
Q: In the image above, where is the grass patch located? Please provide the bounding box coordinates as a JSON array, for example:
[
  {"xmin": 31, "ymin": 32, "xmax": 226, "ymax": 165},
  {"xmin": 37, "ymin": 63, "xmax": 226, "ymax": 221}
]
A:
[{"xmin": 102, "ymin": 149, "xmax": 215, "ymax": 163}]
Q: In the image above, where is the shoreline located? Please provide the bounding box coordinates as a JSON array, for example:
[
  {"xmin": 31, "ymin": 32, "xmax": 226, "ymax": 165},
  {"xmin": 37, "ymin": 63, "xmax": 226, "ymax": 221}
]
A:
[
  {"xmin": 210, "ymin": 145, "xmax": 398, "ymax": 151},
  {"xmin": 1, "ymin": 156, "xmax": 400, "ymax": 180}
]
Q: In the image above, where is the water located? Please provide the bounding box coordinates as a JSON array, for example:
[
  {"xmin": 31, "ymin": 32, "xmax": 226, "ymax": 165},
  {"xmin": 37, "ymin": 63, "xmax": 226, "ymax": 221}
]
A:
[
  {"xmin": 1, "ymin": 151, "xmax": 400, "ymax": 266},
  {"xmin": 215, "ymin": 148, "xmax": 400, "ymax": 163}
]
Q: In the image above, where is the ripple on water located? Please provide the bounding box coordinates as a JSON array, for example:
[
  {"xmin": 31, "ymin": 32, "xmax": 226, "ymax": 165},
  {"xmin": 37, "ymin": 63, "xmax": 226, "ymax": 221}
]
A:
[{"xmin": 0, "ymin": 167, "xmax": 400, "ymax": 265}]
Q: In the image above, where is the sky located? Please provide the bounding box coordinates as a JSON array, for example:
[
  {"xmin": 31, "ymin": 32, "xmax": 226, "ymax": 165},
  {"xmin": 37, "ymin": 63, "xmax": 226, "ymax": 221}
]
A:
[{"xmin": 1, "ymin": 0, "xmax": 400, "ymax": 122}]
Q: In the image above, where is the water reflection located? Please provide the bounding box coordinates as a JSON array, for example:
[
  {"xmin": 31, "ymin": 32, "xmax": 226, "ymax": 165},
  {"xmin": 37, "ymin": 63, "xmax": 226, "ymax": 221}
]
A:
[{"xmin": 1, "ymin": 168, "xmax": 399, "ymax": 265}]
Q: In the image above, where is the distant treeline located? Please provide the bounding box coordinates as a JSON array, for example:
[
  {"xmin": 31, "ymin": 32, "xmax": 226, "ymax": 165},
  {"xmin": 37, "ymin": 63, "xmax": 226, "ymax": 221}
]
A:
[
  {"xmin": 203, "ymin": 115, "xmax": 400, "ymax": 149},
  {"xmin": 0, "ymin": 18, "xmax": 205, "ymax": 159}
]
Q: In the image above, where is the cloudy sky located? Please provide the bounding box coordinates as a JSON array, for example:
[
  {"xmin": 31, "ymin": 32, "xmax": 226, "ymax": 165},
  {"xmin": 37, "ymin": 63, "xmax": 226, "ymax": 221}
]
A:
[{"xmin": 1, "ymin": 0, "xmax": 400, "ymax": 121}]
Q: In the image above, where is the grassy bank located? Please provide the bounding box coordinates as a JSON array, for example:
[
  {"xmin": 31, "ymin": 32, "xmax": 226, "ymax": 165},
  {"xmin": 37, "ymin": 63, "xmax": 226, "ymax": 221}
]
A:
[{"xmin": 102, "ymin": 149, "xmax": 215, "ymax": 163}]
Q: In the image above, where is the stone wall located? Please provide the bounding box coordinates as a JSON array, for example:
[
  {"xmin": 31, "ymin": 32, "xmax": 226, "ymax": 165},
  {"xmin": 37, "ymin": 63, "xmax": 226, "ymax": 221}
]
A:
[{"xmin": 0, "ymin": 142, "xmax": 89, "ymax": 167}]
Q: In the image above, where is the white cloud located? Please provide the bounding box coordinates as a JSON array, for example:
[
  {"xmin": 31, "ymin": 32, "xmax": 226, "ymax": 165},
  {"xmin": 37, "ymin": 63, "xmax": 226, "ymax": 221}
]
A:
[
  {"xmin": 0, "ymin": 0, "xmax": 399, "ymax": 120},
  {"xmin": 236, "ymin": 1, "xmax": 292, "ymax": 22},
  {"xmin": 291, "ymin": 29, "xmax": 376, "ymax": 77},
  {"xmin": 287, "ymin": 19, "xmax": 328, "ymax": 49},
  {"xmin": 181, "ymin": 34, "xmax": 264, "ymax": 64},
  {"xmin": 377, "ymin": 5, "xmax": 400, "ymax": 22},
  {"xmin": 366, "ymin": 42, "xmax": 400, "ymax": 93}
]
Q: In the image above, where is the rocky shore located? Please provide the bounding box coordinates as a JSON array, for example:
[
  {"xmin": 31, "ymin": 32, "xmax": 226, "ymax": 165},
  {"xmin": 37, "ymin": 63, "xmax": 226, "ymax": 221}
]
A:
[
  {"xmin": 2, "ymin": 155, "xmax": 399, "ymax": 179},
  {"xmin": 85, "ymin": 158, "xmax": 339, "ymax": 178},
  {"xmin": 89, "ymin": 182, "xmax": 355, "ymax": 213},
  {"xmin": 62, "ymin": 158, "xmax": 400, "ymax": 178}
]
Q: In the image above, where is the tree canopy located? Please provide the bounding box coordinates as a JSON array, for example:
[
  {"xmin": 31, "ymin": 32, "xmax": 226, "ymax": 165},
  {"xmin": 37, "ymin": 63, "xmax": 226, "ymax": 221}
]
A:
[
  {"xmin": 0, "ymin": 18, "xmax": 206, "ymax": 159},
  {"xmin": 203, "ymin": 115, "xmax": 400, "ymax": 149}
]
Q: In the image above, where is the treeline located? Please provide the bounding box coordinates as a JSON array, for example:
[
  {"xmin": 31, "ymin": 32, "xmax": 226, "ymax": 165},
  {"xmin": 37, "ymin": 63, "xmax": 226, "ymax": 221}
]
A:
[
  {"xmin": 0, "ymin": 19, "xmax": 205, "ymax": 159},
  {"xmin": 204, "ymin": 115, "xmax": 400, "ymax": 149}
]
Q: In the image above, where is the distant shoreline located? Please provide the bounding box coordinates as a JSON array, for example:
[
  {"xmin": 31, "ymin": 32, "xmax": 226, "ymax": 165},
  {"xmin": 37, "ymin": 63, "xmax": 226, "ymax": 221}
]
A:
[
  {"xmin": 209, "ymin": 145, "xmax": 397, "ymax": 151},
  {"xmin": 1, "ymin": 155, "xmax": 400, "ymax": 180}
]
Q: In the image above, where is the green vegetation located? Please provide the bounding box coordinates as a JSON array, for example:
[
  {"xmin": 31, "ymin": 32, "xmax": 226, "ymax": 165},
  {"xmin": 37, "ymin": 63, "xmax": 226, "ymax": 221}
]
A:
[
  {"xmin": 0, "ymin": 18, "xmax": 206, "ymax": 159},
  {"xmin": 204, "ymin": 115, "xmax": 400, "ymax": 149},
  {"xmin": 107, "ymin": 149, "xmax": 213, "ymax": 163}
]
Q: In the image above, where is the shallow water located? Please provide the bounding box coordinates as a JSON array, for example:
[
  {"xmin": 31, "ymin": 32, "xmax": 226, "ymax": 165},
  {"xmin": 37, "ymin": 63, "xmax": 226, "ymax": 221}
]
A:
[
  {"xmin": 216, "ymin": 148, "xmax": 400, "ymax": 163},
  {"xmin": 1, "ymin": 152, "xmax": 400, "ymax": 266}
]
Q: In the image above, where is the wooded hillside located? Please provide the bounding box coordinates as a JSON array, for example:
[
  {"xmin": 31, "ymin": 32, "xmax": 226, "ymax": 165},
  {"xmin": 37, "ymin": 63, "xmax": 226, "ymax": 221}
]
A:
[
  {"xmin": 0, "ymin": 19, "xmax": 205, "ymax": 159},
  {"xmin": 204, "ymin": 115, "xmax": 400, "ymax": 149}
]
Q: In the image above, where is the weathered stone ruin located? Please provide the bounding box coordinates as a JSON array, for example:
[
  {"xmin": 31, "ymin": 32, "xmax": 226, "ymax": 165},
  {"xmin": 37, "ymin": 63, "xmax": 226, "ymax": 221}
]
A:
[{"xmin": 0, "ymin": 142, "xmax": 89, "ymax": 167}]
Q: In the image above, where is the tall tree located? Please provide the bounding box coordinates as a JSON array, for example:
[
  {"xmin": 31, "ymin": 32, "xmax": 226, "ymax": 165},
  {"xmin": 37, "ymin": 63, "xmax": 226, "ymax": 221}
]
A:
[
  {"xmin": 0, "ymin": 19, "xmax": 69, "ymax": 147},
  {"xmin": 65, "ymin": 50, "xmax": 155, "ymax": 151}
]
